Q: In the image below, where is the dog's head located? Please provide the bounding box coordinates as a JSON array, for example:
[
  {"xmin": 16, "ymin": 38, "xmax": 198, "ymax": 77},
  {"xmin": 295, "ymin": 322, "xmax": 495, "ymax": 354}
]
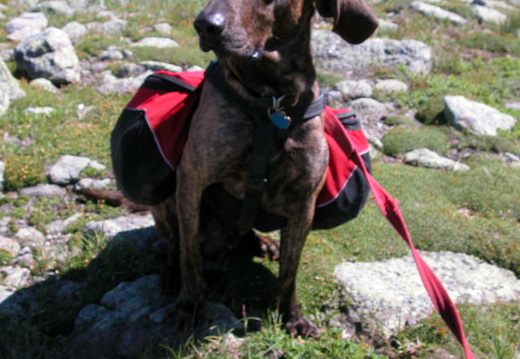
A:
[{"xmin": 194, "ymin": 0, "xmax": 378, "ymax": 59}]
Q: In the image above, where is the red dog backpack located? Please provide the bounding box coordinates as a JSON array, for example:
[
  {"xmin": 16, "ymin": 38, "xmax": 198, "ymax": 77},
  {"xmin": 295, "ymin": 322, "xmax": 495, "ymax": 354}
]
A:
[{"xmin": 111, "ymin": 65, "xmax": 371, "ymax": 230}]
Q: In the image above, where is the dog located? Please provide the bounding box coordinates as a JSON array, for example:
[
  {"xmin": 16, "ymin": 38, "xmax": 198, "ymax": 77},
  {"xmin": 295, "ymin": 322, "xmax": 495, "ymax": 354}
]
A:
[{"xmin": 150, "ymin": 0, "xmax": 378, "ymax": 337}]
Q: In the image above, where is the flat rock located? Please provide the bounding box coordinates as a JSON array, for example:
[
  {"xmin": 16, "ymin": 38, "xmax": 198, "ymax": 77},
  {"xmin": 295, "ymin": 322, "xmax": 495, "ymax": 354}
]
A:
[
  {"xmin": 46, "ymin": 155, "xmax": 96, "ymax": 185},
  {"xmin": 335, "ymin": 251, "xmax": 520, "ymax": 334},
  {"xmin": 473, "ymin": 4, "xmax": 507, "ymax": 24},
  {"xmin": 83, "ymin": 213, "xmax": 155, "ymax": 238},
  {"xmin": 312, "ymin": 31, "xmax": 433, "ymax": 76},
  {"xmin": 410, "ymin": 2, "xmax": 468, "ymax": 24},
  {"xmin": 404, "ymin": 148, "xmax": 470, "ymax": 171},
  {"xmin": 131, "ymin": 37, "xmax": 179, "ymax": 48},
  {"xmin": 20, "ymin": 183, "xmax": 67, "ymax": 197},
  {"xmin": 444, "ymin": 95, "xmax": 517, "ymax": 136},
  {"xmin": 4, "ymin": 12, "xmax": 48, "ymax": 34},
  {"xmin": 335, "ymin": 79, "xmax": 373, "ymax": 100}
]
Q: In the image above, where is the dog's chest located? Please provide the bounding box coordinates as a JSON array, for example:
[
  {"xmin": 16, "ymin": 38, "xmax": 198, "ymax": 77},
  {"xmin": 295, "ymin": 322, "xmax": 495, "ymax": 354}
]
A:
[{"xmin": 188, "ymin": 101, "xmax": 328, "ymax": 215}]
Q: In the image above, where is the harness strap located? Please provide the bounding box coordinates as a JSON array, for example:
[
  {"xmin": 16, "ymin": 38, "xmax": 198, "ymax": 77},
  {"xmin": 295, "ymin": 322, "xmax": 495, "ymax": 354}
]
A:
[
  {"xmin": 325, "ymin": 112, "xmax": 476, "ymax": 359},
  {"xmin": 237, "ymin": 118, "xmax": 275, "ymax": 234}
]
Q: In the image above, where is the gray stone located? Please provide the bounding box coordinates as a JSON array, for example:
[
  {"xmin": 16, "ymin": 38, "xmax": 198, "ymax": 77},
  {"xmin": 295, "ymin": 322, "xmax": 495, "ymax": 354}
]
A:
[
  {"xmin": 2, "ymin": 266, "xmax": 31, "ymax": 287},
  {"xmin": 131, "ymin": 37, "xmax": 179, "ymax": 48},
  {"xmin": 38, "ymin": 1, "xmax": 75, "ymax": 17},
  {"xmin": 335, "ymin": 79, "xmax": 373, "ymax": 100},
  {"xmin": 46, "ymin": 155, "xmax": 93, "ymax": 185},
  {"xmin": 473, "ymin": 4, "xmax": 507, "ymax": 24},
  {"xmin": 348, "ymin": 98, "xmax": 391, "ymax": 117},
  {"xmin": 46, "ymin": 213, "xmax": 81, "ymax": 236},
  {"xmin": 20, "ymin": 183, "xmax": 67, "ymax": 197},
  {"xmin": 152, "ymin": 22, "xmax": 173, "ymax": 35},
  {"xmin": 96, "ymin": 70, "xmax": 152, "ymax": 94},
  {"xmin": 139, "ymin": 60, "xmax": 182, "ymax": 72},
  {"xmin": 335, "ymin": 251, "xmax": 520, "ymax": 335},
  {"xmin": 375, "ymin": 79, "xmax": 408, "ymax": 93},
  {"xmin": 0, "ymin": 284, "xmax": 37, "ymax": 317},
  {"xmin": 115, "ymin": 63, "xmax": 146, "ymax": 78},
  {"xmin": 0, "ymin": 58, "xmax": 26, "ymax": 115},
  {"xmin": 74, "ymin": 178, "xmax": 112, "ymax": 191},
  {"xmin": 444, "ymin": 96, "xmax": 517, "ymax": 135},
  {"xmin": 99, "ymin": 45, "xmax": 129, "ymax": 61},
  {"xmin": 404, "ymin": 148, "xmax": 470, "ymax": 171},
  {"xmin": 0, "ymin": 160, "xmax": 4, "ymax": 192},
  {"xmin": 410, "ymin": 2, "xmax": 468, "ymax": 24},
  {"xmin": 30, "ymin": 78, "xmax": 59, "ymax": 93},
  {"xmin": 83, "ymin": 213, "xmax": 155, "ymax": 238},
  {"xmin": 0, "ymin": 236, "xmax": 21, "ymax": 256},
  {"xmin": 66, "ymin": 0, "xmax": 107, "ymax": 12},
  {"xmin": 4, "ymin": 12, "xmax": 48, "ymax": 35},
  {"xmin": 61, "ymin": 21, "xmax": 88, "ymax": 44},
  {"xmin": 14, "ymin": 27, "xmax": 81, "ymax": 85},
  {"xmin": 15, "ymin": 227, "xmax": 46, "ymax": 248},
  {"xmin": 24, "ymin": 106, "xmax": 54, "ymax": 115},
  {"xmin": 312, "ymin": 31, "xmax": 433, "ymax": 76},
  {"xmin": 86, "ymin": 18, "xmax": 127, "ymax": 35}
]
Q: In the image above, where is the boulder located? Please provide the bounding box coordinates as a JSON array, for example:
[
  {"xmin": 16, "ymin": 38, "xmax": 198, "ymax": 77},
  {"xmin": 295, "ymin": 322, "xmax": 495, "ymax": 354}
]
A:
[
  {"xmin": 61, "ymin": 21, "xmax": 88, "ymax": 44},
  {"xmin": 131, "ymin": 37, "xmax": 179, "ymax": 48},
  {"xmin": 38, "ymin": 1, "xmax": 75, "ymax": 17},
  {"xmin": 4, "ymin": 12, "xmax": 48, "ymax": 36},
  {"xmin": 14, "ymin": 27, "xmax": 81, "ymax": 85},
  {"xmin": 410, "ymin": 1, "xmax": 468, "ymax": 24},
  {"xmin": 334, "ymin": 252, "xmax": 520, "ymax": 335},
  {"xmin": 444, "ymin": 96, "xmax": 517, "ymax": 136},
  {"xmin": 404, "ymin": 148, "xmax": 470, "ymax": 171},
  {"xmin": 312, "ymin": 31, "xmax": 433, "ymax": 76},
  {"xmin": 335, "ymin": 79, "xmax": 373, "ymax": 100},
  {"xmin": 0, "ymin": 58, "xmax": 26, "ymax": 115},
  {"xmin": 473, "ymin": 4, "xmax": 507, "ymax": 24},
  {"xmin": 46, "ymin": 155, "xmax": 103, "ymax": 185}
]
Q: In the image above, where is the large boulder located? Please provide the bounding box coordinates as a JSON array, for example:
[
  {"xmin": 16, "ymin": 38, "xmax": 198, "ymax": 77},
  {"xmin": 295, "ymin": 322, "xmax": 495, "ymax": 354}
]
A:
[
  {"xmin": 0, "ymin": 58, "xmax": 26, "ymax": 115},
  {"xmin": 444, "ymin": 96, "xmax": 517, "ymax": 136},
  {"xmin": 14, "ymin": 27, "xmax": 81, "ymax": 85}
]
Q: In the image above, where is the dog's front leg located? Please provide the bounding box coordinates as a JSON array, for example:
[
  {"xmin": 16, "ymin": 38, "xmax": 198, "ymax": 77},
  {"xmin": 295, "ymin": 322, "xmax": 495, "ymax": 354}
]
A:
[
  {"xmin": 278, "ymin": 205, "xmax": 319, "ymax": 338},
  {"xmin": 174, "ymin": 168, "xmax": 206, "ymax": 319}
]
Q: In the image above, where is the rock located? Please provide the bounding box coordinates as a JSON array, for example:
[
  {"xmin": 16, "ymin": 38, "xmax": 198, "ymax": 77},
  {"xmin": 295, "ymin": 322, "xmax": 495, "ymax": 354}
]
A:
[
  {"xmin": 19, "ymin": 183, "xmax": 67, "ymax": 197},
  {"xmin": 38, "ymin": 1, "xmax": 75, "ymax": 17},
  {"xmin": 0, "ymin": 236, "xmax": 21, "ymax": 256},
  {"xmin": 74, "ymin": 178, "xmax": 112, "ymax": 191},
  {"xmin": 67, "ymin": 274, "xmax": 242, "ymax": 359},
  {"xmin": 2, "ymin": 266, "xmax": 31, "ymax": 287},
  {"xmin": 14, "ymin": 27, "xmax": 81, "ymax": 85},
  {"xmin": 61, "ymin": 21, "xmax": 88, "ymax": 44},
  {"xmin": 139, "ymin": 60, "xmax": 182, "ymax": 72},
  {"xmin": 83, "ymin": 214, "xmax": 155, "ymax": 238},
  {"xmin": 24, "ymin": 106, "xmax": 54, "ymax": 115},
  {"xmin": 46, "ymin": 213, "xmax": 82, "ymax": 236},
  {"xmin": 115, "ymin": 62, "xmax": 146, "ymax": 78},
  {"xmin": 312, "ymin": 31, "xmax": 433, "ymax": 76},
  {"xmin": 67, "ymin": 0, "xmax": 107, "ymax": 13},
  {"xmin": 404, "ymin": 148, "xmax": 470, "ymax": 171},
  {"xmin": 46, "ymin": 155, "xmax": 96, "ymax": 186},
  {"xmin": 410, "ymin": 2, "xmax": 468, "ymax": 24},
  {"xmin": 96, "ymin": 70, "xmax": 152, "ymax": 94},
  {"xmin": 377, "ymin": 19, "xmax": 399, "ymax": 32},
  {"xmin": 0, "ymin": 58, "xmax": 27, "ymax": 115},
  {"xmin": 131, "ymin": 37, "xmax": 179, "ymax": 48},
  {"xmin": 444, "ymin": 96, "xmax": 517, "ymax": 136},
  {"xmin": 0, "ymin": 284, "xmax": 37, "ymax": 318},
  {"xmin": 98, "ymin": 45, "xmax": 132, "ymax": 61},
  {"xmin": 334, "ymin": 252, "xmax": 520, "ymax": 335},
  {"xmin": 15, "ymin": 227, "xmax": 46, "ymax": 248},
  {"xmin": 0, "ymin": 160, "xmax": 4, "ymax": 191},
  {"xmin": 348, "ymin": 98, "xmax": 391, "ymax": 117},
  {"xmin": 4, "ymin": 12, "xmax": 48, "ymax": 35},
  {"xmin": 473, "ymin": 4, "xmax": 507, "ymax": 24},
  {"xmin": 375, "ymin": 79, "xmax": 408, "ymax": 94},
  {"xmin": 335, "ymin": 79, "xmax": 373, "ymax": 100},
  {"xmin": 30, "ymin": 78, "xmax": 59, "ymax": 93},
  {"xmin": 86, "ymin": 18, "xmax": 127, "ymax": 35}
]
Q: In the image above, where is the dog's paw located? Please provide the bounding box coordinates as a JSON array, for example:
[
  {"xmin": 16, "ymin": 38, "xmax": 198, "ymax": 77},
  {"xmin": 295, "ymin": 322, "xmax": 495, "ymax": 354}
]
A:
[{"xmin": 284, "ymin": 316, "xmax": 319, "ymax": 338}]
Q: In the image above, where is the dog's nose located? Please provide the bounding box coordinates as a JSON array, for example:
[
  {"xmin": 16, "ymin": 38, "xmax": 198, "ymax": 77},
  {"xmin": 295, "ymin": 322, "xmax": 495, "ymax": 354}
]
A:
[{"xmin": 193, "ymin": 12, "xmax": 225, "ymax": 38}]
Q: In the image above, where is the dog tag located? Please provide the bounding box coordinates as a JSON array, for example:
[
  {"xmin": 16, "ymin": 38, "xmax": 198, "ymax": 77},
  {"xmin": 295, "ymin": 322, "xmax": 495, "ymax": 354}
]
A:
[{"xmin": 269, "ymin": 111, "xmax": 291, "ymax": 130}]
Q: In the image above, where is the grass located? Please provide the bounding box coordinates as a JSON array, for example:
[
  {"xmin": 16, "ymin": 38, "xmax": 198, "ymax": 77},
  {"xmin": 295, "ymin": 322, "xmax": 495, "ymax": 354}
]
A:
[{"xmin": 0, "ymin": 0, "xmax": 519, "ymax": 358}]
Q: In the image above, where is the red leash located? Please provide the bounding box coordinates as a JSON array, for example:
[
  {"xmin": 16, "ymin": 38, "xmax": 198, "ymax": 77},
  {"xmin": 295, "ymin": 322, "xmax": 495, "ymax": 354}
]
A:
[{"xmin": 325, "ymin": 108, "xmax": 476, "ymax": 359}]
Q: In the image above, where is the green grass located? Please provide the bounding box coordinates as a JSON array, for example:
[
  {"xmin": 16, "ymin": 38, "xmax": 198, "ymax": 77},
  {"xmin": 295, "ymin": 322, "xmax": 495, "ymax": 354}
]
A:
[{"xmin": 381, "ymin": 126, "xmax": 450, "ymax": 157}]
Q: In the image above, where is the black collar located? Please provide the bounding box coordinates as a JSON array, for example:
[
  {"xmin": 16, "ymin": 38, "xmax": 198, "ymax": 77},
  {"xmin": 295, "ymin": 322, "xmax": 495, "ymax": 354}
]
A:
[{"xmin": 204, "ymin": 61, "xmax": 326, "ymax": 125}]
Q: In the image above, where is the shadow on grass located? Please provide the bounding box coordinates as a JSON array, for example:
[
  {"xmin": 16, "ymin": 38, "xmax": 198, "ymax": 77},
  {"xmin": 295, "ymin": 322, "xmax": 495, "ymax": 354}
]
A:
[{"xmin": 0, "ymin": 226, "xmax": 278, "ymax": 359}]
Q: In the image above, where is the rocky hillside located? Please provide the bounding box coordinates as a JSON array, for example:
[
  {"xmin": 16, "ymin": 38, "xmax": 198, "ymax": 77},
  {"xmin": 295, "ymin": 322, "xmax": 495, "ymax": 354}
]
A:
[{"xmin": 0, "ymin": 0, "xmax": 519, "ymax": 358}]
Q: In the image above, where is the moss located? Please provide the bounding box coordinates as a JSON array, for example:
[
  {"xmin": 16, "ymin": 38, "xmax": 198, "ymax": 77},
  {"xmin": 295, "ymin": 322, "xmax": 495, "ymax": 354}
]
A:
[{"xmin": 381, "ymin": 126, "xmax": 450, "ymax": 157}]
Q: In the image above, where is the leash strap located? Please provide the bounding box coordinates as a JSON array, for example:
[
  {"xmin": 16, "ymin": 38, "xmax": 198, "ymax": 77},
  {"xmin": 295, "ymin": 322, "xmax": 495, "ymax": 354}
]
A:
[{"xmin": 325, "ymin": 111, "xmax": 476, "ymax": 359}]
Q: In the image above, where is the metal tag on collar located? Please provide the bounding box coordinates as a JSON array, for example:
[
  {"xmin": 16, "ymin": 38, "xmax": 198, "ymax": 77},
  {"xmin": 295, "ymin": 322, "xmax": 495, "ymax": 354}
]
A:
[{"xmin": 268, "ymin": 95, "xmax": 292, "ymax": 130}]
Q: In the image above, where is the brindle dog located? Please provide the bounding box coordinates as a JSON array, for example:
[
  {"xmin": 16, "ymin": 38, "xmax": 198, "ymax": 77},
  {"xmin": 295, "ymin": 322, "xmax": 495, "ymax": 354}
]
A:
[{"xmin": 151, "ymin": 0, "xmax": 378, "ymax": 337}]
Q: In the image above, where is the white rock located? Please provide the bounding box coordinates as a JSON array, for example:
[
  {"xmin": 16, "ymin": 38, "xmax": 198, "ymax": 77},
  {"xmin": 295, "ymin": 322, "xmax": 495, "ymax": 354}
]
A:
[{"xmin": 404, "ymin": 148, "xmax": 470, "ymax": 171}]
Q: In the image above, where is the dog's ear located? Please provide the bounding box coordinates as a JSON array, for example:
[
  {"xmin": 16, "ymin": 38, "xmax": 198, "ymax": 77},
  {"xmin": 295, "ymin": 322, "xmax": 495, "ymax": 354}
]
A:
[{"xmin": 315, "ymin": 0, "xmax": 378, "ymax": 44}]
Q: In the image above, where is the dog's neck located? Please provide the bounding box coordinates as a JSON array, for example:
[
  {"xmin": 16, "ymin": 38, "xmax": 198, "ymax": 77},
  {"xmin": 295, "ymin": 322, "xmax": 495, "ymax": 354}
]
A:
[{"xmin": 218, "ymin": 15, "xmax": 319, "ymax": 108}]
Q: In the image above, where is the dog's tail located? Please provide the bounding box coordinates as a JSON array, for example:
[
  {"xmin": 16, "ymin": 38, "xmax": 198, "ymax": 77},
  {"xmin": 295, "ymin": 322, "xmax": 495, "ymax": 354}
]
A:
[{"xmin": 75, "ymin": 188, "xmax": 149, "ymax": 213}]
